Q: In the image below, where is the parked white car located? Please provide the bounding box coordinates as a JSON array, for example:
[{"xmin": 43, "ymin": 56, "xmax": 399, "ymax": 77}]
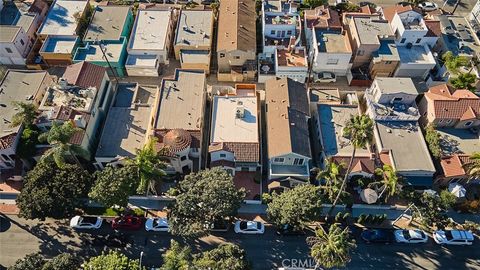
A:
[
  {"xmin": 70, "ymin": 216, "xmax": 103, "ymax": 229},
  {"xmin": 394, "ymin": 229, "xmax": 428, "ymax": 244},
  {"xmin": 433, "ymin": 230, "xmax": 474, "ymax": 245},
  {"xmin": 418, "ymin": 2, "xmax": 438, "ymax": 11},
  {"xmin": 234, "ymin": 220, "xmax": 265, "ymax": 234},
  {"xmin": 145, "ymin": 217, "xmax": 169, "ymax": 232},
  {"xmin": 314, "ymin": 72, "xmax": 336, "ymax": 83}
]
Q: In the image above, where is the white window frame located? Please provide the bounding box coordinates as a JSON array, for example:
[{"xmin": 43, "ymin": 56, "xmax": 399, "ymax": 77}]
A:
[{"xmin": 273, "ymin": 157, "xmax": 285, "ymax": 163}]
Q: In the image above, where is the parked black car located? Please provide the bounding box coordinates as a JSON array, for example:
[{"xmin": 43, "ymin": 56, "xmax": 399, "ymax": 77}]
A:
[{"xmin": 361, "ymin": 229, "xmax": 394, "ymax": 243}]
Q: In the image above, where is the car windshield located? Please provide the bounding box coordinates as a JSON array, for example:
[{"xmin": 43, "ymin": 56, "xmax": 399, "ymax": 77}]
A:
[
  {"xmin": 402, "ymin": 230, "xmax": 411, "ymax": 240},
  {"xmin": 82, "ymin": 217, "xmax": 97, "ymax": 224},
  {"xmin": 444, "ymin": 231, "xmax": 454, "ymax": 240},
  {"xmin": 153, "ymin": 219, "xmax": 166, "ymax": 227},
  {"xmin": 256, "ymin": 222, "xmax": 262, "ymax": 230},
  {"xmin": 239, "ymin": 221, "xmax": 248, "ymax": 230}
]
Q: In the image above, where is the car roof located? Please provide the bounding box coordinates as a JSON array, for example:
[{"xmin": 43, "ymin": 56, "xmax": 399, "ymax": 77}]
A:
[{"xmin": 408, "ymin": 230, "xmax": 424, "ymax": 238}]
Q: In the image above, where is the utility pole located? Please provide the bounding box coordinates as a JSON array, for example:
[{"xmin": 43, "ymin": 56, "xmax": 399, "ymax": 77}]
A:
[{"xmin": 95, "ymin": 38, "xmax": 119, "ymax": 83}]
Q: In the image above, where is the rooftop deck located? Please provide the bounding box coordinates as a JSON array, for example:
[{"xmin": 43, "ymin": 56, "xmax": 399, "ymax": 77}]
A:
[
  {"xmin": 277, "ymin": 48, "xmax": 306, "ymax": 67},
  {"xmin": 40, "ymin": 35, "xmax": 78, "ymax": 54}
]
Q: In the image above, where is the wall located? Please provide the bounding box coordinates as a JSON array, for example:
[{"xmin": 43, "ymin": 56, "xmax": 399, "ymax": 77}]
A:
[
  {"xmin": 217, "ymin": 49, "xmax": 256, "ymax": 73},
  {"xmin": 0, "ymin": 28, "xmax": 29, "ymax": 65},
  {"xmin": 210, "ymin": 150, "xmax": 235, "ymax": 162},
  {"xmin": 369, "ymin": 59, "xmax": 399, "ymax": 78}
]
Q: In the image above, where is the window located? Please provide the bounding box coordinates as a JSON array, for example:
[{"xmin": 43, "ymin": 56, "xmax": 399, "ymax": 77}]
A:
[
  {"xmin": 220, "ymin": 153, "xmax": 226, "ymax": 158},
  {"xmin": 241, "ymin": 167, "xmax": 249, "ymax": 171},
  {"xmin": 326, "ymin": 59, "xmax": 338, "ymax": 65},
  {"xmin": 20, "ymin": 39, "xmax": 24, "ymax": 46},
  {"xmin": 1, "ymin": 154, "xmax": 8, "ymax": 161},
  {"xmin": 270, "ymin": 30, "xmax": 275, "ymax": 35},
  {"xmin": 180, "ymin": 156, "xmax": 187, "ymax": 161},
  {"xmin": 287, "ymin": 30, "xmax": 292, "ymax": 35},
  {"xmin": 385, "ymin": 61, "xmax": 392, "ymax": 65},
  {"xmin": 415, "ymin": 38, "xmax": 421, "ymax": 44},
  {"xmin": 465, "ymin": 121, "xmax": 473, "ymax": 127},
  {"xmin": 273, "ymin": 157, "xmax": 284, "ymax": 163},
  {"xmin": 5, "ymin": 47, "xmax": 12, "ymax": 53},
  {"xmin": 219, "ymin": 53, "xmax": 225, "ymax": 58},
  {"xmin": 293, "ymin": 158, "xmax": 304, "ymax": 165},
  {"xmin": 400, "ymin": 38, "xmax": 406, "ymax": 43},
  {"xmin": 357, "ymin": 50, "xmax": 364, "ymax": 56},
  {"xmin": 234, "ymin": 56, "xmax": 240, "ymax": 60}
]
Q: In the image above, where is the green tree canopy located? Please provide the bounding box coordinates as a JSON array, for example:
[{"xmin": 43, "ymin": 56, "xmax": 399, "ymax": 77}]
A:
[
  {"xmin": 450, "ymin": 73, "xmax": 477, "ymax": 92},
  {"xmin": 464, "ymin": 152, "xmax": 480, "ymax": 180},
  {"xmin": 9, "ymin": 101, "xmax": 37, "ymax": 128},
  {"xmin": 83, "ymin": 251, "xmax": 141, "ymax": 270},
  {"xmin": 371, "ymin": 165, "xmax": 402, "ymax": 202},
  {"xmin": 403, "ymin": 190, "xmax": 454, "ymax": 229},
  {"xmin": 442, "ymin": 51, "xmax": 470, "ymax": 74},
  {"xmin": 267, "ymin": 185, "xmax": 322, "ymax": 230},
  {"xmin": 425, "ymin": 124, "xmax": 442, "ymax": 159},
  {"xmin": 194, "ymin": 243, "xmax": 250, "ymax": 270},
  {"xmin": 8, "ymin": 253, "xmax": 80, "ymax": 270},
  {"xmin": 168, "ymin": 168, "xmax": 245, "ymax": 237},
  {"xmin": 16, "ymin": 159, "xmax": 93, "ymax": 220},
  {"xmin": 8, "ymin": 253, "xmax": 45, "ymax": 270},
  {"xmin": 38, "ymin": 121, "xmax": 89, "ymax": 167},
  {"xmin": 89, "ymin": 165, "xmax": 140, "ymax": 208},
  {"xmin": 307, "ymin": 224, "xmax": 356, "ymax": 269},
  {"xmin": 16, "ymin": 125, "xmax": 40, "ymax": 159},
  {"xmin": 160, "ymin": 240, "xmax": 192, "ymax": 270},
  {"xmin": 127, "ymin": 139, "xmax": 167, "ymax": 195},
  {"xmin": 42, "ymin": 254, "xmax": 80, "ymax": 270}
]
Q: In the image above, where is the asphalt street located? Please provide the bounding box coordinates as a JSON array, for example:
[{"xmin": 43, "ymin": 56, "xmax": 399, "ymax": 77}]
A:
[{"xmin": 0, "ymin": 215, "xmax": 479, "ymax": 270}]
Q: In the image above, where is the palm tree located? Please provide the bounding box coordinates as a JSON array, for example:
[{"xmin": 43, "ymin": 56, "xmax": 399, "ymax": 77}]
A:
[
  {"xmin": 9, "ymin": 101, "xmax": 37, "ymax": 128},
  {"xmin": 38, "ymin": 121, "xmax": 88, "ymax": 167},
  {"xmin": 325, "ymin": 115, "xmax": 373, "ymax": 220},
  {"xmin": 307, "ymin": 224, "xmax": 356, "ymax": 269},
  {"xmin": 317, "ymin": 159, "xmax": 343, "ymax": 203},
  {"xmin": 464, "ymin": 152, "xmax": 480, "ymax": 181},
  {"xmin": 369, "ymin": 165, "xmax": 401, "ymax": 202},
  {"xmin": 127, "ymin": 139, "xmax": 167, "ymax": 195}
]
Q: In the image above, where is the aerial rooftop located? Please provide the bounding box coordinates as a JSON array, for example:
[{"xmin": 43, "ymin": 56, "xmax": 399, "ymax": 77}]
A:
[
  {"xmin": 74, "ymin": 40, "xmax": 125, "ymax": 62},
  {"xmin": 0, "ymin": 70, "xmax": 48, "ymax": 139},
  {"xmin": 211, "ymin": 95, "xmax": 258, "ymax": 143},
  {"xmin": 38, "ymin": 0, "xmax": 88, "ymax": 36},
  {"xmin": 372, "ymin": 77, "xmax": 418, "ymax": 96},
  {"xmin": 277, "ymin": 48, "xmax": 307, "ymax": 67},
  {"xmin": 265, "ymin": 77, "xmax": 310, "ymax": 158},
  {"xmin": 0, "ymin": 26, "xmax": 21, "ymax": 43},
  {"xmin": 84, "ymin": 5, "xmax": 131, "ymax": 42},
  {"xmin": 438, "ymin": 15, "xmax": 480, "ymax": 57},
  {"xmin": 217, "ymin": 0, "xmax": 256, "ymax": 52},
  {"xmin": 398, "ymin": 45, "xmax": 435, "ymax": 63},
  {"xmin": 304, "ymin": 6, "xmax": 342, "ymax": 30},
  {"xmin": 96, "ymin": 83, "xmax": 157, "ymax": 158},
  {"xmin": 40, "ymin": 35, "xmax": 78, "ymax": 54},
  {"xmin": 128, "ymin": 9, "xmax": 171, "ymax": 51},
  {"xmin": 175, "ymin": 10, "xmax": 213, "ymax": 47},
  {"xmin": 353, "ymin": 16, "xmax": 393, "ymax": 45},
  {"xmin": 315, "ymin": 29, "xmax": 351, "ymax": 53},
  {"xmin": 375, "ymin": 121, "xmax": 435, "ymax": 173},
  {"xmin": 317, "ymin": 104, "xmax": 369, "ymax": 157},
  {"xmin": 155, "ymin": 70, "xmax": 206, "ymax": 131},
  {"xmin": 437, "ymin": 128, "xmax": 480, "ymax": 156}
]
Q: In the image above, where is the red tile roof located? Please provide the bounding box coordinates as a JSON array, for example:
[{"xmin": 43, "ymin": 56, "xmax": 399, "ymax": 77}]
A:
[
  {"xmin": 62, "ymin": 62, "xmax": 107, "ymax": 90},
  {"xmin": 304, "ymin": 6, "xmax": 342, "ymax": 29},
  {"xmin": 331, "ymin": 156, "xmax": 375, "ymax": 175},
  {"xmin": 382, "ymin": 5, "xmax": 420, "ymax": 22},
  {"xmin": 424, "ymin": 20, "xmax": 442, "ymax": 37},
  {"xmin": 0, "ymin": 133, "xmax": 17, "ymax": 150},
  {"xmin": 440, "ymin": 155, "xmax": 472, "ymax": 178},
  {"xmin": 209, "ymin": 142, "xmax": 259, "ymax": 163},
  {"xmin": 425, "ymin": 84, "xmax": 480, "ymax": 120},
  {"xmin": 155, "ymin": 129, "xmax": 200, "ymax": 156}
]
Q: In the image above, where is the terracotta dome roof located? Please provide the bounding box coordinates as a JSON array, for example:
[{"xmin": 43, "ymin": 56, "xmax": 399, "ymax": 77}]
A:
[{"xmin": 162, "ymin": 129, "xmax": 192, "ymax": 153}]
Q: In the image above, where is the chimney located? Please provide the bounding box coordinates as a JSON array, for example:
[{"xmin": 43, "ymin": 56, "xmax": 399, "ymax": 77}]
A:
[
  {"xmin": 235, "ymin": 101, "xmax": 245, "ymax": 119},
  {"xmin": 74, "ymin": 115, "xmax": 87, "ymax": 129}
]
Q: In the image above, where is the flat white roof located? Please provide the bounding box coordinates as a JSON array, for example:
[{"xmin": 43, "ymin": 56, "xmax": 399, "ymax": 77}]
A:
[
  {"xmin": 40, "ymin": 36, "xmax": 77, "ymax": 53},
  {"xmin": 211, "ymin": 95, "xmax": 259, "ymax": 143},
  {"xmin": 38, "ymin": 0, "xmax": 88, "ymax": 36},
  {"xmin": 125, "ymin": 54, "xmax": 157, "ymax": 67},
  {"xmin": 129, "ymin": 9, "xmax": 171, "ymax": 51},
  {"xmin": 175, "ymin": 10, "xmax": 213, "ymax": 47}
]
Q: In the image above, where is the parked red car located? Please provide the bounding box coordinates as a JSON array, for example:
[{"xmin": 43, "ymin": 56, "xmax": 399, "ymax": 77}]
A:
[{"xmin": 111, "ymin": 215, "xmax": 143, "ymax": 230}]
